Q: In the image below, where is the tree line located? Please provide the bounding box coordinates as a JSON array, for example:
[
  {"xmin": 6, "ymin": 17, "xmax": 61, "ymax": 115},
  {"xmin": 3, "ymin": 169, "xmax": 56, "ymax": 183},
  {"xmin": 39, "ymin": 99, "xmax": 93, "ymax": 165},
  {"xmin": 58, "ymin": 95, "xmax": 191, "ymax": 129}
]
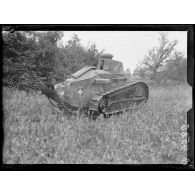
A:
[
  {"xmin": 3, "ymin": 31, "xmax": 187, "ymax": 92},
  {"xmin": 133, "ymin": 33, "xmax": 187, "ymax": 85},
  {"xmin": 3, "ymin": 31, "xmax": 100, "ymax": 91}
]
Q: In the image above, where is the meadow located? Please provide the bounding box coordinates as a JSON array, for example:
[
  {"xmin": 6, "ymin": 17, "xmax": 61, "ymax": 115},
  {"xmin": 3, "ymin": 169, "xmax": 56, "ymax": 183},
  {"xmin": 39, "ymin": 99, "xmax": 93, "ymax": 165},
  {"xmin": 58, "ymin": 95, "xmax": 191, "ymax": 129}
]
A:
[{"xmin": 3, "ymin": 84, "xmax": 192, "ymax": 164}]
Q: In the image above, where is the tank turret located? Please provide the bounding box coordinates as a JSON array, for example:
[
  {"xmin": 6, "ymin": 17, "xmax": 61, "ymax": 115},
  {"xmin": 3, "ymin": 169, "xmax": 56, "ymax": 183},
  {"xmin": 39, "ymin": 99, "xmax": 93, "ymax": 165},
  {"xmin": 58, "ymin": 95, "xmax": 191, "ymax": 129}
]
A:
[{"xmin": 98, "ymin": 53, "xmax": 124, "ymax": 74}]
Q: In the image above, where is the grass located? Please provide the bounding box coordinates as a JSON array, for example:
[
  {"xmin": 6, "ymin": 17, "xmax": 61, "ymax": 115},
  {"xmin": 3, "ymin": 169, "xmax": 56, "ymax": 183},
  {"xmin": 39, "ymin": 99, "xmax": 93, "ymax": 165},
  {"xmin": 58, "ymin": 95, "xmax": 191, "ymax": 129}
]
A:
[{"xmin": 3, "ymin": 84, "xmax": 192, "ymax": 164}]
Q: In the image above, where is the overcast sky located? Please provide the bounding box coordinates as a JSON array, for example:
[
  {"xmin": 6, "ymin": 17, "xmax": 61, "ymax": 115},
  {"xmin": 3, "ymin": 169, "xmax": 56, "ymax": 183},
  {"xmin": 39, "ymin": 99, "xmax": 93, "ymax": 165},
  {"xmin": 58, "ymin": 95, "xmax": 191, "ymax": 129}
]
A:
[{"xmin": 62, "ymin": 31, "xmax": 187, "ymax": 73}]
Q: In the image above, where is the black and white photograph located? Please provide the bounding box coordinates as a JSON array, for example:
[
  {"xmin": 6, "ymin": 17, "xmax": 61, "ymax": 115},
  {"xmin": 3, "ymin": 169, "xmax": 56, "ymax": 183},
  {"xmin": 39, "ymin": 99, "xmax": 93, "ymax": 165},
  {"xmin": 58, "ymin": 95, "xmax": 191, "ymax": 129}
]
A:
[
  {"xmin": 1, "ymin": 25, "xmax": 194, "ymax": 168},
  {"xmin": 1, "ymin": 1, "xmax": 195, "ymax": 194}
]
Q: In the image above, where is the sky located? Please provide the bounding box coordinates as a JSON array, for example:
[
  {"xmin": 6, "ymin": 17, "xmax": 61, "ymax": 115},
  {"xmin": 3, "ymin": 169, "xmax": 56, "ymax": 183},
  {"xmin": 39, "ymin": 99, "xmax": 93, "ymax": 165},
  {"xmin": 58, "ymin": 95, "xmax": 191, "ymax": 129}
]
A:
[{"xmin": 62, "ymin": 31, "xmax": 187, "ymax": 73}]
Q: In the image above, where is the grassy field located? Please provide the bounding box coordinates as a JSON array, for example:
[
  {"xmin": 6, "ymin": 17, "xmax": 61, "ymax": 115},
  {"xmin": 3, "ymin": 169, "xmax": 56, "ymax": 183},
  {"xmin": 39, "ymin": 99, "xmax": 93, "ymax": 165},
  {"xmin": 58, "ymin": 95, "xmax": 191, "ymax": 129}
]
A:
[{"xmin": 3, "ymin": 84, "xmax": 192, "ymax": 164}]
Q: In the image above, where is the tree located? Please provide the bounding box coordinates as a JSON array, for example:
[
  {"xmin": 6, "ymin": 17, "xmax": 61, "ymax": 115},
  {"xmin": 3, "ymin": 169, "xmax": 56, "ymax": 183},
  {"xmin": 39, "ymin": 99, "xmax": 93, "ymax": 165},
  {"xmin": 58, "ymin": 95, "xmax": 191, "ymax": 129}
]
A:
[
  {"xmin": 125, "ymin": 68, "xmax": 131, "ymax": 76},
  {"xmin": 138, "ymin": 33, "xmax": 178, "ymax": 83},
  {"xmin": 61, "ymin": 34, "xmax": 99, "ymax": 75},
  {"xmin": 3, "ymin": 31, "xmax": 101, "ymax": 91},
  {"xmin": 133, "ymin": 66, "xmax": 146, "ymax": 79},
  {"xmin": 163, "ymin": 51, "xmax": 187, "ymax": 83},
  {"xmin": 33, "ymin": 31, "xmax": 63, "ymax": 78},
  {"xmin": 3, "ymin": 31, "xmax": 38, "ymax": 88}
]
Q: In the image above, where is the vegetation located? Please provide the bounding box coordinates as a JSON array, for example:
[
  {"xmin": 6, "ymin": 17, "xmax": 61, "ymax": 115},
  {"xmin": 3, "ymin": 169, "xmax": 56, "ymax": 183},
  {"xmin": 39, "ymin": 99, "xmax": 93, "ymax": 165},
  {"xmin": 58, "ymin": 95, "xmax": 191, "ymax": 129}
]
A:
[
  {"xmin": 2, "ymin": 31, "xmax": 191, "ymax": 164},
  {"xmin": 3, "ymin": 85, "xmax": 191, "ymax": 164},
  {"xmin": 133, "ymin": 33, "xmax": 187, "ymax": 85},
  {"xmin": 3, "ymin": 31, "xmax": 100, "ymax": 91}
]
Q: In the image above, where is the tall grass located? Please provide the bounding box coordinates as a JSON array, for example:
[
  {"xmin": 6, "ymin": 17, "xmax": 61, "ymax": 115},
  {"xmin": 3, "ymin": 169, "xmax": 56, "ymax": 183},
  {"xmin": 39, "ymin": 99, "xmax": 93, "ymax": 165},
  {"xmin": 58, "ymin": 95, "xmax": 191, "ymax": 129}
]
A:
[{"xmin": 3, "ymin": 84, "xmax": 192, "ymax": 164}]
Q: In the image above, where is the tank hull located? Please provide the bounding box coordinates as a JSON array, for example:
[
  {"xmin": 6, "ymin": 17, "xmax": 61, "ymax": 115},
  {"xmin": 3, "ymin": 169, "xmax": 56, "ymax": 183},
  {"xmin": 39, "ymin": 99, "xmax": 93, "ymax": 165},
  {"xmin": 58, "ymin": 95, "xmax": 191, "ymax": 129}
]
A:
[
  {"xmin": 40, "ymin": 53, "xmax": 149, "ymax": 119},
  {"xmin": 40, "ymin": 80, "xmax": 149, "ymax": 118}
]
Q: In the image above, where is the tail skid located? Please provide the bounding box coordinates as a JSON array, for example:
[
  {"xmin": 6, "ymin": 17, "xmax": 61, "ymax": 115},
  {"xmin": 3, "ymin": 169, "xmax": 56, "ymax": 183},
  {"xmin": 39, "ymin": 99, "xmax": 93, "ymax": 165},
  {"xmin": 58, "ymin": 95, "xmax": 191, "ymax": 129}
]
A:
[{"xmin": 40, "ymin": 82, "xmax": 78, "ymax": 114}]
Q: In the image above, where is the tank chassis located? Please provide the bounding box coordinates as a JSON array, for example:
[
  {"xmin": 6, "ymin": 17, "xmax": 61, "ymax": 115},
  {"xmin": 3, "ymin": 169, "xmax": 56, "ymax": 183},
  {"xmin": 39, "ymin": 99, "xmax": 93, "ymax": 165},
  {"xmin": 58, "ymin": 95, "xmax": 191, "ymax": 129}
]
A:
[{"xmin": 40, "ymin": 53, "xmax": 149, "ymax": 119}]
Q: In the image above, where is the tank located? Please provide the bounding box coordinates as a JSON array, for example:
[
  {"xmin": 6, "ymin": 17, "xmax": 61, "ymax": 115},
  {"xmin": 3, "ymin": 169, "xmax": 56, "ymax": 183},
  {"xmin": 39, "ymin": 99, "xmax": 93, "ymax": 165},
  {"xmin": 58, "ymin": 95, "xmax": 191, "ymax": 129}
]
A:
[{"xmin": 40, "ymin": 53, "xmax": 149, "ymax": 119}]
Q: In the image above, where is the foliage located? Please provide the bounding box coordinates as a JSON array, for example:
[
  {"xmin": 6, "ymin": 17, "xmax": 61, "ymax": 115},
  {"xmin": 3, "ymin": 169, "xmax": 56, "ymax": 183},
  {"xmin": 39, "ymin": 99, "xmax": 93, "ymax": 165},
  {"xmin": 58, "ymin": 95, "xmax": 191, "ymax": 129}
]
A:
[
  {"xmin": 163, "ymin": 51, "xmax": 187, "ymax": 83},
  {"xmin": 55, "ymin": 34, "xmax": 100, "ymax": 80},
  {"xmin": 133, "ymin": 66, "xmax": 147, "ymax": 79},
  {"xmin": 3, "ymin": 31, "xmax": 100, "ymax": 91},
  {"xmin": 125, "ymin": 68, "xmax": 131, "ymax": 78},
  {"xmin": 3, "ymin": 85, "xmax": 191, "ymax": 164},
  {"xmin": 134, "ymin": 33, "xmax": 187, "ymax": 85}
]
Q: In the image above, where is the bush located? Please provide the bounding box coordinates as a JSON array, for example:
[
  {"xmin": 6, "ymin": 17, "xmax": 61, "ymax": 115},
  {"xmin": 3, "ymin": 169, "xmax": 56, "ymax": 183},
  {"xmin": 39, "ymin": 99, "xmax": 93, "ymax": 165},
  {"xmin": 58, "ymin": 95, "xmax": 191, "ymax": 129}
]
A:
[{"xmin": 3, "ymin": 32, "xmax": 100, "ymax": 91}]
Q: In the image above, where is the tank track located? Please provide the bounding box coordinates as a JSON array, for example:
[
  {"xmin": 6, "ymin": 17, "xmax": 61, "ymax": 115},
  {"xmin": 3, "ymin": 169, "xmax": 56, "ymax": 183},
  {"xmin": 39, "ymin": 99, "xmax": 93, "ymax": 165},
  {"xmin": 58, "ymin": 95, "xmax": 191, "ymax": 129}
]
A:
[
  {"xmin": 88, "ymin": 81, "xmax": 149, "ymax": 116},
  {"xmin": 40, "ymin": 81, "xmax": 149, "ymax": 118}
]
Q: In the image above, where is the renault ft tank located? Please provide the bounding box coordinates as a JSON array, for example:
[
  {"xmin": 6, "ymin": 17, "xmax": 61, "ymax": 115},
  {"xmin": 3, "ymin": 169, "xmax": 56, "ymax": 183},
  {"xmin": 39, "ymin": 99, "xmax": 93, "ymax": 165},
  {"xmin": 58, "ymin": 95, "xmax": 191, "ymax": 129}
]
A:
[{"xmin": 40, "ymin": 53, "xmax": 149, "ymax": 119}]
